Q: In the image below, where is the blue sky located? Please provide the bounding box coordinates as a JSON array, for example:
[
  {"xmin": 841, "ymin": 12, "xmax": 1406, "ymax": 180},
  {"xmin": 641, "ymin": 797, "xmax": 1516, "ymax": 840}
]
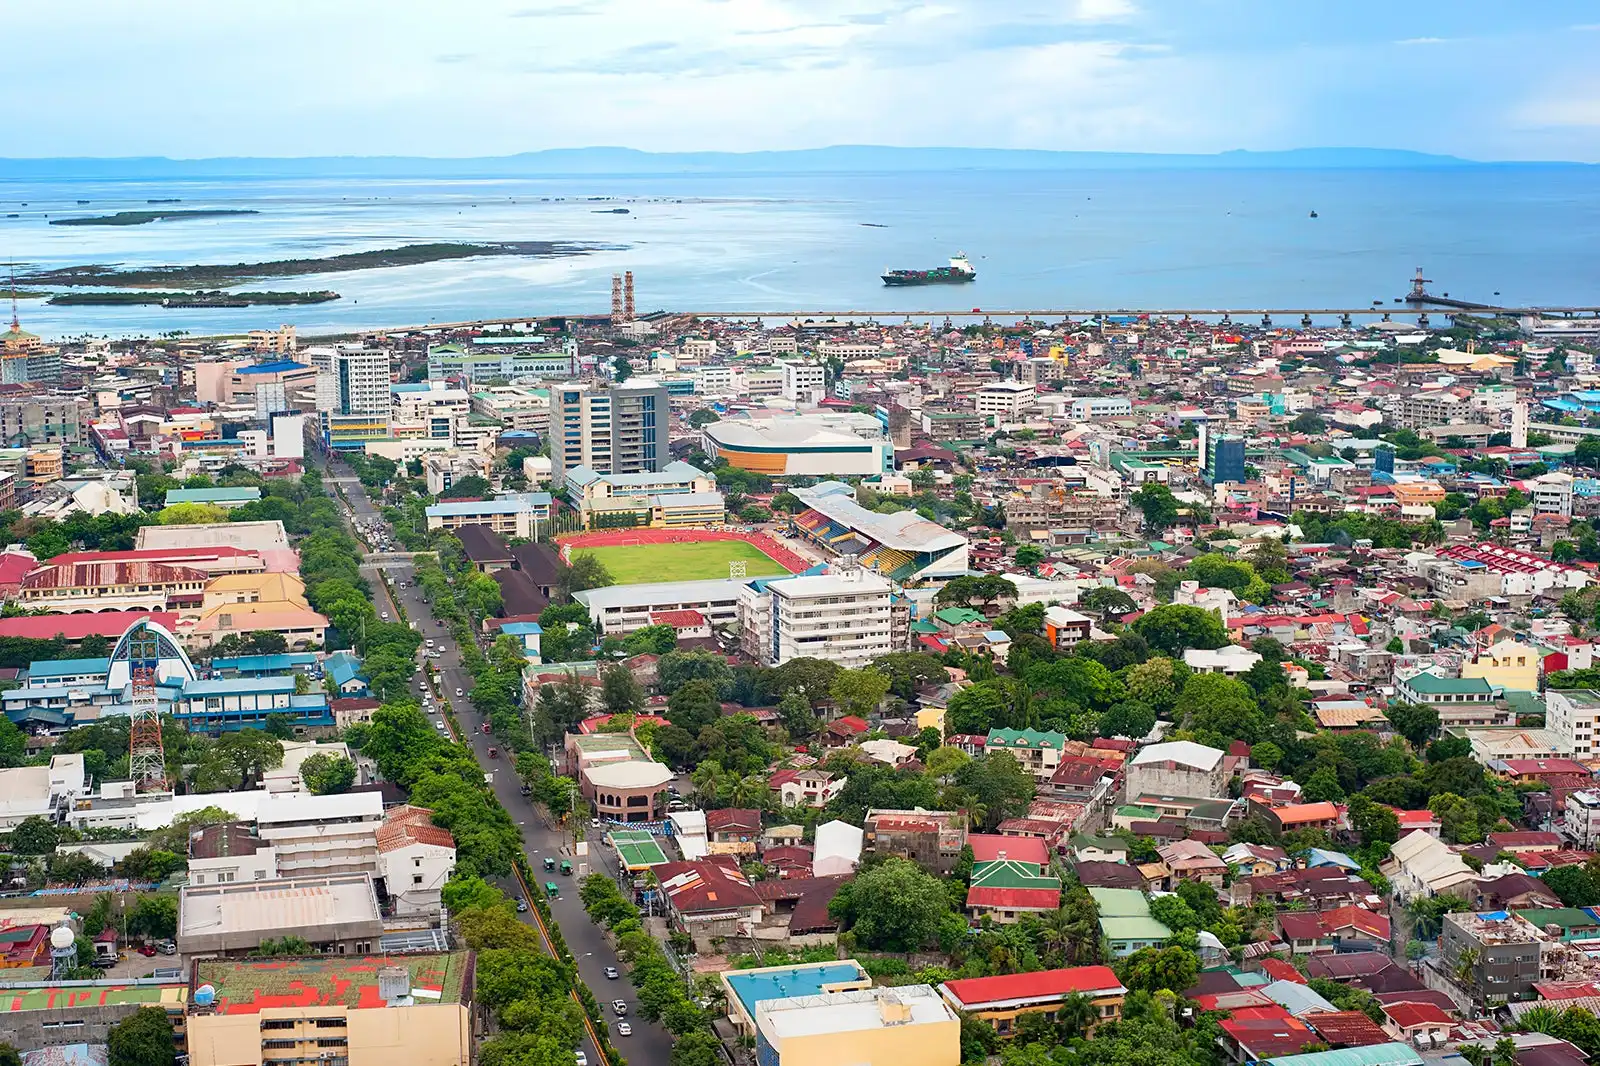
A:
[{"xmin": 8, "ymin": 0, "xmax": 1600, "ymax": 160}]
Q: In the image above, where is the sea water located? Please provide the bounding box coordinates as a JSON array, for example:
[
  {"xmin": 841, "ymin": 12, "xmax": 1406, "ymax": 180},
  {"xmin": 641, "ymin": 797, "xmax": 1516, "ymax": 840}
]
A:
[{"xmin": 1, "ymin": 166, "xmax": 1597, "ymax": 338}]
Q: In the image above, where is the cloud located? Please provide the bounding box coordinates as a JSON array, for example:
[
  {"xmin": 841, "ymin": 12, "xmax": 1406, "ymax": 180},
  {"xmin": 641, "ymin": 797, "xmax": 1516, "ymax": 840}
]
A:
[
  {"xmin": 510, "ymin": 3, "xmax": 603, "ymax": 17},
  {"xmin": 1396, "ymin": 36, "xmax": 1450, "ymax": 45},
  {"xmin": 435, "ymin": 53, "xmax": 476, "ymax": 64}
]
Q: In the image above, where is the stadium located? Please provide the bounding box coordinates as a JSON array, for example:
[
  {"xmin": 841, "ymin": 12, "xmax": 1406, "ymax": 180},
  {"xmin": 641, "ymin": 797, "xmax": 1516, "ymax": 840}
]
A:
[
  {"xmin": 789, "ymin": 483, "xmax": 968, "ymax": 585},
  {"xmin": 557, "ymin": 528, "xmax": 809, "ymax": 584}
]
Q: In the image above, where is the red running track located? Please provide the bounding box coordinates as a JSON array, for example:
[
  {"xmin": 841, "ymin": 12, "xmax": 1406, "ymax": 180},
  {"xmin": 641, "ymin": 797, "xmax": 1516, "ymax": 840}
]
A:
[{"xmin": 556, "ymin": 528, "xmax": 811, "ymax": 574}]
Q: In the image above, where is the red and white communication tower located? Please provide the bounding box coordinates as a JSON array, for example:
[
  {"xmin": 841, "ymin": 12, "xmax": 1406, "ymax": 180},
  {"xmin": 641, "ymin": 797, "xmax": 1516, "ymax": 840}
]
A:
[{"xmin": 126, "ymin": 626, "xmax": 167, "ymax": 792}]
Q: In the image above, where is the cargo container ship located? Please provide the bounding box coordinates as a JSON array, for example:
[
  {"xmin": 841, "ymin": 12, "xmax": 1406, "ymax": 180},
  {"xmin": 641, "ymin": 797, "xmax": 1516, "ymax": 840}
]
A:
[{"xmin": 881, "ymin": 253, "xmax": 975, "ymax": 286}]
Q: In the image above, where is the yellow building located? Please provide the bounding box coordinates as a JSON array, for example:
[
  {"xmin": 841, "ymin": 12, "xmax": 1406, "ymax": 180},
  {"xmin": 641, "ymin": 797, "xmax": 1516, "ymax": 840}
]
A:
[
  {"xmin": 754, "ymin": 984, "xmax": 958, "ymax": 1066},
  {"xmin": 1462, "ymin": 637, "xmax": 1542, "ymax": 693},
  {"xmin": 201, "ymin": 572, "xmax": 310, "ymax": 612},
  {"xmin": 187, "ymin": 953, "xmax": 473, "ymax": 1066},
  {"xmin": 915, "ymin": 703, "xmax": 946, "ymax": 736}
]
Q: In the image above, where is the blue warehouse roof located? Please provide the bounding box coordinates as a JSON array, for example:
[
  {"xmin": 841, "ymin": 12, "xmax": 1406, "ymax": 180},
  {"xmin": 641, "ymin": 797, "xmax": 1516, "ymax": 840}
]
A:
[
  {"xmin": 237, "ymin": 360, "xmax": 309, "ymax": 375},
  {"xmin": 210, "ymin": 653, "xmax": 319, "ymax": 674},
  {"xmin": 164, "ymin": 487, "xmax": 262, "ymax": 506},
  {"xmin": 26, "ymin": 657, "xmax": 111, "ymax": 679},
  {"xmin": 499, "ymin": 622, "xmax": 544, "ymax": 636},
  {"xmin": 426, "ymin": 493, "xmax": 551, "ymax": 517},
  {"xmin": 182, "ymin": 676, "xmax": 297, "ymax": 697}
]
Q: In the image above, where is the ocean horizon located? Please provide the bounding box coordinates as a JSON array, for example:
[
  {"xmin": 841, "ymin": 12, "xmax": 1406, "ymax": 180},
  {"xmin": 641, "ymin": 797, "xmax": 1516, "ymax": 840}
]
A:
[{"xmin": 3, "ymin": 163, "xmax": 1598, "ymax": 339}]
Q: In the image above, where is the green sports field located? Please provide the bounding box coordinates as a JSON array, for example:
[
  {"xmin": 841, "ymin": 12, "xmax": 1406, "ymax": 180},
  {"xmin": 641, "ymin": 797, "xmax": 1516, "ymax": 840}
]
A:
[{"xmin": 573, "ymin": 540, "xmax": 789, "ymax": 584}]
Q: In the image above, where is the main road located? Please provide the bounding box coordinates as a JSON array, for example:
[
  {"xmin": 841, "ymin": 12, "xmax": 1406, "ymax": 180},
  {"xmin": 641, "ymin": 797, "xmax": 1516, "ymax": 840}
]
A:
[{"xmin": 323, "ymin": 464, "xmax": 674, "ymax": 1066}]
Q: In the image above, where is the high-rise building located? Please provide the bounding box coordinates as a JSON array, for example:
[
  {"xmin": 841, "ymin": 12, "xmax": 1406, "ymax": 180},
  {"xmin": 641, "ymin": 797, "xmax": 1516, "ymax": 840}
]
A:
[
  {"xmin": 550, "ymin": 380, "xmax": 669, "ymax": 483},
  {"xmin": 738, "ymin": 569, "xmax": 896, "ymax": 667},
  {"xmin": 782, "ymin": 361, "xmax": 827, "ymax": 404},
  {"xmin": 1204, "ymin": 433, "xmax": 1246, "ymax": 485},
  {"xmin": 315, "ymin": 346, "xmax": 391, "ymax": 451}
]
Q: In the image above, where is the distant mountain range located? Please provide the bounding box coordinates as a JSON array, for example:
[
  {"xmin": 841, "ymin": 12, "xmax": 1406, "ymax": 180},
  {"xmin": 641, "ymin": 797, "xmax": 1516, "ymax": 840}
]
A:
[{"xmin": 0, "ymin": 145, "xmax": 1581, "ymax": 179}]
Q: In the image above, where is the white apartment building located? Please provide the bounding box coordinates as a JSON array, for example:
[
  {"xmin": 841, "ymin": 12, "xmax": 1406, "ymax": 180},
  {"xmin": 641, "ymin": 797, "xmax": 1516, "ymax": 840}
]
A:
[
  {"xmin": 682, "ymin": 338, "xmax": 717, "ymax": 360},
  {"xmin": 1545, "ymin": 689, "xmax": 1598, "ymax": 756},
  {"xmin": 1566, "ymin": 789, "xmax": 1600, "ymax": 849},
  {"xmin": 471, "ymin": 385, "xmax": 551, "ymax": 434},
  {"xmin": 313, "ymin": 345, "xmax": 392, "ymax": 450},
  {"xmin": 1530, "ymin": 472, "xmax": 1575, "ymax": 518},
  {"xmin": 768, "ymin": 333, "xmax": 798, "ymax": 355},
  {"xmin": 550, "ymin": 379, "xmax": 669, "ymax": 483},
  {"xmin": 424, "ymin": 450, "xmax": 493, "ymax": 496},
  {"xmin": 817, "ymin": 341, "xmax": 883, "ymax": 361},
  {"xmin": 745, "ymin": 369, "xmax": 786, "ymax": 398},
  {"xmin": 783, "ymin": 362, "xmax": 828, "ymax": 405},
  {"xmin": 1069, "ymin": 396, "xmax": 1133, "ymax": 420},
  {"xmin": 975, "ymin": 380, "xmax": 1036, "ymax": 422},
  {"xmin": 697, "ymin": 366, "xmax": 740, "ymax": 395},
  {"xmin": 391, "ymin": 383, "xmax": 471, "ymax": 441},
  {"xmin": 739, "ymin": 570, "xmax": 895, "ymax": 668}
]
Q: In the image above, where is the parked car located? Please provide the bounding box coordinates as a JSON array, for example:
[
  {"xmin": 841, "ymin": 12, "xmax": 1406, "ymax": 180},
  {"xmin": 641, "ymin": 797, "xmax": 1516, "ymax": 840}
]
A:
[{"xmin": 137, "ymin": 944, "xmax": 157, "ymax": 957}]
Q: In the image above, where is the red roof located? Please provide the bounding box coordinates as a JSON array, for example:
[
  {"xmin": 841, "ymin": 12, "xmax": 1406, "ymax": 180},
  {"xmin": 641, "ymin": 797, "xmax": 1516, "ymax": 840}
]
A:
[
  {"xmin": 22, "ymin": 560, "xmax": 207, "ymax": 590},
  {"xmin": 0, "ymin": 550, "xmax": 37, "ymax": 588},
  {"xmin": 1380, "ymin": 1001, "xmax": 1453, "ymax": 1028},
  {"xmin": 967, "ymin": 833, "xmax": 1048, "ymax": 868},
  {"xmin": 831, "ymin": 716, "xmax": 869, "ymax": 734},
  {"xmin": 1257, "ymin": 958, "xmax": 1305, "ymax": 984},
  {"xmin": 941, "ymin": 966, "xmax": 1123, "ymax": 1009},
  {"xmin": 649, "ymin": 609, "xmax": 706, "ymax": 627},
  {"xmin": 48, "ymin": 546, "xmax": 260, "ymax": 566},
  {"xmin": 1305, "ymin": 1011, "xmax": 1391, "ymax": 1048},
  {"xmin": 705, "ymin": 808, "xmax": 762, "ymax": 833},
  {"xmin": 966, "ymin": 885, "xmax": 1061, "ymax": 911},
  {"xmin": 0, "ymin": 611, "xmax": 179, "ymax": 640}
]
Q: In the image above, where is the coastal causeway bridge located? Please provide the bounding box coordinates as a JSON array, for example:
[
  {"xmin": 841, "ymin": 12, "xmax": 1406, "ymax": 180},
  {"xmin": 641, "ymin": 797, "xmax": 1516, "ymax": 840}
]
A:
[{"xmin": 365, "ymin": 304, "xmax": 1600, "ymax": 338}]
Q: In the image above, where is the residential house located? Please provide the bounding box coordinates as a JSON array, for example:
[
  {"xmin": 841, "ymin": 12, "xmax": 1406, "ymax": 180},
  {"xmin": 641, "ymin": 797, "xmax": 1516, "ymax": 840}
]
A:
[
  {"xmin": 706, "ymin": 809, "xmax": 763, "ymax": 857},
  {"xmin": 1071, "ymin": 835, "xmax": 1130, "ymax": 864},
  {"xmin": 769, "ymin": 769, "xmax": 846, "ymax": 809},
  {"xmin": 968, "ymin": 834, "xmax": 1049, "ymax": 871},
  {"xmin": 1088, "ymin": 887, "xmax": 1171, "ymax": 957},
  {"xmin": 864, "ymin": 808, "xmax": 968, "ymax": 875},
  {"xmin": 1380, "ymin": 830, "xmax": 1479, "ymax": 902},
  {"xmin": 1124, "ymin": 741, "xmax": 1227, "ymax": 800},
  {"xmin": 1277, "ymin": 906, "xmax": 1392, "ymax": 955},
  {"xmin": 985, "ymin": 728, "xmax": 1067, "ymax": 781},
  {"xmin": 965, "ymin": 860, "xmax": 1062, "ymax": 923},
  {"xmin": 657, "ymin": 859, "xmax": 764, "ymax": 948},
  {"xmin": 1157, "ymin": 839, "xmax": 1227, "ymax": 887}
]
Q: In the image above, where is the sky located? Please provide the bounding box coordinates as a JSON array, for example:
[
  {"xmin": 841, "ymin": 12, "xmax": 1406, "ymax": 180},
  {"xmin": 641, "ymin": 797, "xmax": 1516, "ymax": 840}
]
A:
[{"xmin": 7, "ymin": 0, "xmax": 1600, "ymax": 161}]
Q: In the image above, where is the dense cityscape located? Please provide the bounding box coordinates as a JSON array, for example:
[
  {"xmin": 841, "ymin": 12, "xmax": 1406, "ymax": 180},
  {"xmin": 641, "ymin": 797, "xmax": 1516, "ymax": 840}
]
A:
[{"xmin": 0, "ymin": 290, "xmax": 1593, "ymax": 1066}]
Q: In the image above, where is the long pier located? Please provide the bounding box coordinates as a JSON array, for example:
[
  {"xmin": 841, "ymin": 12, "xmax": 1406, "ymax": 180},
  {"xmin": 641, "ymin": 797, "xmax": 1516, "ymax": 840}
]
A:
[{"xmin": 365, "ymin": 305, "xmax": 1600, "ymax": 337}]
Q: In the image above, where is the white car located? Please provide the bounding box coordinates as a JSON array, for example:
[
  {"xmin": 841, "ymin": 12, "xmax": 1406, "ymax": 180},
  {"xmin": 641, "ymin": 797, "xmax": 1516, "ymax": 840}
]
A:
[
  {"xmin": 575, "ymin": 1054, "xmax": 587, "ymax": 1066},
  {"xmin": 456, "ymin": 688, "xmax": 463, "ymax": 697},
  {"xmin": 616, "ymin": 1023, "xmax": 632, "ymax": 1037},
  {"xmin": 380, "ymin": 612, "xmax": 390, "ymax": 620}
]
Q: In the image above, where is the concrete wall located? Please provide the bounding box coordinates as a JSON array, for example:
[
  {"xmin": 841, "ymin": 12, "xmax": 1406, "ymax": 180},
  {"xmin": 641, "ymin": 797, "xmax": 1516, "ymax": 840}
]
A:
[{"xmin": 189, "ymin": 1003, "xmax": 472, "ymax": 1066}]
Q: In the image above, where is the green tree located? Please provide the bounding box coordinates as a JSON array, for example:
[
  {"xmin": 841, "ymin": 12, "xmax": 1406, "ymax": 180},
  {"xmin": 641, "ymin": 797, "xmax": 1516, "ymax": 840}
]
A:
[
  {"xmin": 1386, "ymin": 703, "xmax": 1441, "ymax": 749},
  {"xmin": 1015, "ymin": 544, "xmax": 1045, "ymax": 568},
  {"xmin": 776, "ymin": 691, "xmax": 818, "ymax": 741},
  {"xmin": 556, "ymin": 553, "xmax": 613, "ymax": 602},
  {"xmin": 600, "ymin": 663, "xmax": 645, "ymax": 716},
  {"xmin": 829, "ymin": 668, "xmax": 891, "ymax": 719},
  {"xmin": 1118, "ymin": 944, "xmax": 1199, "ymax": 994},
  {"xmin": 299, "ymin": 752, "xmax": 357, "ymax": 795},
  {"xmin": 1543, "ymin": 865, "xmax": 1600, "ymax": 907},
  {"xmin": 1130, "ymin": 483, "xmax": 1181, "ymax": 533},
  {"xmin": 1131, "ymin": 605, "xmax": 1228, "ymax": 656},
  {"xmin": 667, "ymin": 680, "xmax": 722, "ymax": 735},
  {"xmin": 828, "ymin": 857, "xmax": 950, "ymax": 950},
  {"xmin": 107, "ymin": 1007, "xmax": 176, "ymax": 1066}
]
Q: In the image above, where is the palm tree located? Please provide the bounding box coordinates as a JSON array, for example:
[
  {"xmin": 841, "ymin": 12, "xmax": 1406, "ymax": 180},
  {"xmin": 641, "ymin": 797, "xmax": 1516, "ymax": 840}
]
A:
[
  {"xmin": 1038, "ymin": 908, "xmax": 1074, "ymax": 968},
  {"xmin": 728, "ymin": 774, "xmax": 770, "ymax": 810},
  {"xmin": 691, "ymin": 761, "xmax": 726, "ymax": 803},
  {"xmin": 1055, "ymin": 993, "xmax": 1099, "ymax": 1041},
  {"xmin": 1455, "ymin": 947, "xmax": 1480, "ymax": 986}
]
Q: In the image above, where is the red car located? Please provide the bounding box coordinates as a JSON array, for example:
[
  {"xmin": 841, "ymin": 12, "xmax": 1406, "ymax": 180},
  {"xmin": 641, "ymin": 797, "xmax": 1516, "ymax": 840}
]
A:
[{"xmin": 138, "ymin": 944, "xmax": 157, "ymax": 957}]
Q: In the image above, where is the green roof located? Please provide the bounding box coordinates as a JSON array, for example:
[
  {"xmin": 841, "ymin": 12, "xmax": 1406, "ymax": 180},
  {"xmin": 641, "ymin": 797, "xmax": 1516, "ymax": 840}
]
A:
[
  {"xmin": 1099, "ymin": 916, "xmax": 1173, "ymax": 942},
  {"xmin": 910, "ymin": 620, "xmax": 941, "ymax": 634},
  {"xmin": 611, "ymin": 829, "xmax": 669, "ymax": 869},
  {"xmin": 1071, "ymin": 834, "xmax": 1127, "ymax": 852},
  {"xmin": 934, "ymin": 607, "xmax": 987, "ymax": 625},
  {"xmin": 1115, "ymin": 805, "xmax": 1158, "ymax": 819},
  {"xmin": 970, "ymin": 859, "xmax": 1061, "ymax": 892},
  {"xmin": 1514, "ymin": 907, "xmax": 1600, "ymax": 930},
  {"xmin": 1087, "ymin": 887, "xmax": 1150, "ymax": 917},
  {"xmin": 986, "ymin": 728, "xmax": 1067, "ymax": 750},
  {"xmin": 164, "ymin": 486, "xmax": 262, "ymax": 505},
  {"xmin": 1400, "ymin": 672, "xmax": 1493, "ymax": 695}
]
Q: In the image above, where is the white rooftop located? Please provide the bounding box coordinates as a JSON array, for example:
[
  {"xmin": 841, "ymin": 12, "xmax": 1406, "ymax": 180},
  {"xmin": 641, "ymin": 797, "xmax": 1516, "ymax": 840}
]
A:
[
  {"xmin": 585, "ymin": 761, "xmax": 674, "ymax": 790},
  {"xmin": 757, "ymin": 985, "xmax": 955, "ymax": 1040},
  {"xmin": 1129, "ymin": 740, "xmax": 1225, "ymax": 771}
]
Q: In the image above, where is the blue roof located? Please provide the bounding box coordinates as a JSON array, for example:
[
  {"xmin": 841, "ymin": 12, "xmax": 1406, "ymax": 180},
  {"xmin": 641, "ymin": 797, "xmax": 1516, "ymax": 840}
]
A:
[
  {"xmin": 326, "ymin": 651, "xmax": 367, "ymax": 687},
  {"xmin": 26, "ymin": 657, "xmax": 111, "ymax": 678},
  {"xmin": 237, "ymin": 360, "xmax": 309, "ymax": 375},
  {"xmin": 1264, "ymin": 1045, "xmax": 1422, "ymax": 1066},
  {"xmin": 499, "ymin": 622, "xmax": 544, "ymax": 635},
  {"xmin": 210, "ymin": 653, "xmax": 319, "ymax": 673},
  {"xmin": 289, "ymin": 694, "xmax": 331, "ymax": 709},
  {"xmin": 426, "ymin": 492, "xmax": 551, "ymax": 517},
  {"xmin": 3, "ymin": 685, "xmax": 83, "ymax": 702},
  {"xmin": 181, "ymin": 676, "xmax": 296, "ymax": 696},
  {"xmin": 1303, "ymin": 847, "xmax": 1361, "ymax": 870},
  {"xmin": 725, "ymin": 962, "xmax": 867, "ymax": 1016}
]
